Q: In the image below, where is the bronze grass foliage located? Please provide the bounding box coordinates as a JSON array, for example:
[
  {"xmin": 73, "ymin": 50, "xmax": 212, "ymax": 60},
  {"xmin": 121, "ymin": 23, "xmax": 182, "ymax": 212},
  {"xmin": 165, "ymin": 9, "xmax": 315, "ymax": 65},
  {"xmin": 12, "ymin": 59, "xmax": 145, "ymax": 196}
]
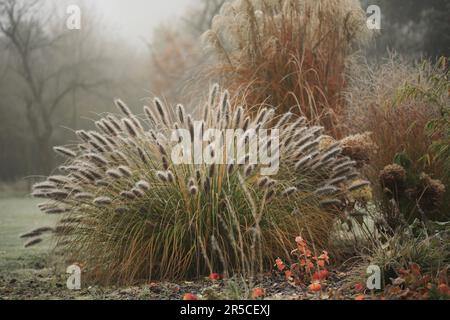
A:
[{"xmin": 202, "ymin": 0, "xmax": 368, "ymax": 137}]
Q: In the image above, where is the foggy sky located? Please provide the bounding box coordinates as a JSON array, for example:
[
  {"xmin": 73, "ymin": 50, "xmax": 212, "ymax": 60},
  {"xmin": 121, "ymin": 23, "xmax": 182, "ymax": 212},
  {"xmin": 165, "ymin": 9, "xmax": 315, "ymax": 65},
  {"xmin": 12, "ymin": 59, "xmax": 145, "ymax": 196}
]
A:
[{"xmin": 52, "ymin": 0, "xmax": 195, "ymax": 49}]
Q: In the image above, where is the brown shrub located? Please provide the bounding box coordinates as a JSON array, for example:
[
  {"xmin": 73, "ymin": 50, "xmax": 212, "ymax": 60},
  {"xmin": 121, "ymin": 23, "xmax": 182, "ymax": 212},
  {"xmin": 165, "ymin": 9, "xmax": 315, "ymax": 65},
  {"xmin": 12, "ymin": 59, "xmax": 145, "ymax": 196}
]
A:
[{"xmin": 346, "ymin": 56, "xmax": 449, "ymax": 220}]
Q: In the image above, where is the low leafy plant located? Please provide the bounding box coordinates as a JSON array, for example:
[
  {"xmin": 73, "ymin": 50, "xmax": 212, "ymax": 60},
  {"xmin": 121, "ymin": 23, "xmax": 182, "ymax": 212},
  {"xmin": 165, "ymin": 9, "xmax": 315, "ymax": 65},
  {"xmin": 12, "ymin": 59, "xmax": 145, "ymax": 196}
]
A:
[
  {"xmin": 347, "ymin": 220, "xmax": 450, "ymax": 291},
  {"xmin": 383, "ymin": 264, "xmax": 449, "ymax": 300},
  {"xmin": 350, "ymin": 264, "xmax": 449, "ymax": 300},
  {"xmin": 275, "ymin": 236, "xmax": 330, "ymax": 291}
]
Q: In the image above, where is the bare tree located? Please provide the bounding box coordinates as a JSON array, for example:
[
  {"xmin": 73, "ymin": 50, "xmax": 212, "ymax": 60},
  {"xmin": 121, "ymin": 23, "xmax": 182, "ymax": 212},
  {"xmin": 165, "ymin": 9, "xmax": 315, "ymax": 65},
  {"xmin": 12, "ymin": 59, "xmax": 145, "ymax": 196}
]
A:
[{"xmin": 0, "ymin": 0, "xmax": 107, "ymax": 174}]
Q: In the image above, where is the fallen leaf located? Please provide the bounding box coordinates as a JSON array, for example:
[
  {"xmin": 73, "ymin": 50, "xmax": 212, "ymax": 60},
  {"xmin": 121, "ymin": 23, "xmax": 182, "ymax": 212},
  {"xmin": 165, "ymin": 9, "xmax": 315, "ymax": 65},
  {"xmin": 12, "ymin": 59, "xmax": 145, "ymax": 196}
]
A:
[
  {"xmin": 183, "ymin": 293, "xmax": 198, "ymax": 300},
  {"xmin": 355, "ymin": 282, "xmax": 365, "ymax": 292},
  {"xmin": 209, "ymin": 273, "xmax": 221, "ymax": 281},
  {"xmin": 252, "ymin": 287, "xmax": 266, "ymax": 299},
  {"xmin": 308, "ymin": 282, "xmax": 322, "ymax": 292}
]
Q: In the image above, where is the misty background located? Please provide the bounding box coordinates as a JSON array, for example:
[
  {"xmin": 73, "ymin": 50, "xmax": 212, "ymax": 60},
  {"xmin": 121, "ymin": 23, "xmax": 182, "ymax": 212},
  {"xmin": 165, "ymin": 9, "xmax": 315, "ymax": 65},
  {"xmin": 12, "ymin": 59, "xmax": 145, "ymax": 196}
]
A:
[{"xmin": 0, "ymin": 0, "xmax": 448, "ymax": 189}]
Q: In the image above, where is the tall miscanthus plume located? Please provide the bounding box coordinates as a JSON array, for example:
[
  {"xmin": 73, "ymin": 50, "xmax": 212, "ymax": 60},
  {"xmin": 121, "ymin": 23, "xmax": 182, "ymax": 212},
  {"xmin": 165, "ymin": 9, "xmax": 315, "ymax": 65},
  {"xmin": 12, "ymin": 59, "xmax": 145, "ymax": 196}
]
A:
[
  {"xmin": 30, "ymin": 84, "xmax": 364, "ymax": 284},
  {"xmin": 201, "ymin": 0, "xmax": 369, "ymax": 138}
]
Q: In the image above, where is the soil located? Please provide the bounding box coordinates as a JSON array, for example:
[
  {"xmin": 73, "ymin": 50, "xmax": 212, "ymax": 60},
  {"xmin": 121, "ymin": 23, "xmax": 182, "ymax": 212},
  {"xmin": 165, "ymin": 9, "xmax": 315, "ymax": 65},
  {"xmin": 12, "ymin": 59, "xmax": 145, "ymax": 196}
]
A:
[{"xmin": 0, "ymin": 253, "xmax": 358, "ymax": 300}]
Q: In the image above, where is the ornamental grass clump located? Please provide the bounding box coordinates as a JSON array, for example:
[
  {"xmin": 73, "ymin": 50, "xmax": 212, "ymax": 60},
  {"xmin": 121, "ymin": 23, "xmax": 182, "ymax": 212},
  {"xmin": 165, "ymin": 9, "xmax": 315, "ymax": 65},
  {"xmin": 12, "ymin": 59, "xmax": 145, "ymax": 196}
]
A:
[
  {"xmin": 202, "ymin": 0, "xmax": 368, "ymax": 137},
  {"xmin": 31, "ymin": 84, "xmax": 362, "ymax": 284}
]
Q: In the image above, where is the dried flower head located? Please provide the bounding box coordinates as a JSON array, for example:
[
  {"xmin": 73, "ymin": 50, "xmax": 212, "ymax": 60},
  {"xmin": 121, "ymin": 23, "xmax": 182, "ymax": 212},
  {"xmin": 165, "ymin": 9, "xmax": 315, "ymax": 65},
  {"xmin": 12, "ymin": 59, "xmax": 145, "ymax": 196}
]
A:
[{"xmin": 379, "ymin": 163, "xmax": 407, "ymax": 193}]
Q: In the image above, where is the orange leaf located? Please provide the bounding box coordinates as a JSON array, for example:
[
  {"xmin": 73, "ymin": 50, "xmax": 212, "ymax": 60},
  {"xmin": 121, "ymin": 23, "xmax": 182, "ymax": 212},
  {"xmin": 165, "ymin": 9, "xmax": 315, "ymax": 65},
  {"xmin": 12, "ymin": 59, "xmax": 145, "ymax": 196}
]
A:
[
  {"xmin": 308, "ymin": 282, "xmax": 322, "ymax": 292},
  {"xmin": 183, "ymin": 293, "xmax": 198, "ymax": 300},
  {"xmin": 285, "ymin": 270, "xmax": 293, "ymax": 280},
  {"xmin": 313, "ymin": 270, "xmax": 329, "ymax": 281},
  {"xmin": 252, "ymin": 287, "xmax": 266, "ymax": 299},
  {"xmin": 295, "ymin": 236, "xmax": 306, "ymax": 246},
  {"xmin": 304, "ymin": 249, "xmax": 312, "ymax": 257},
  {"xmin": 354, "ymin": 295, "xmax": 365, "ymax": 300},
  {"xmin": 320, "ymin": 269, "xmax": 329, "ymax": 279},
  {"xmin": 275, "ymin": 258, "xmax": 286, "ymax": 271},
  {"xmin": 209, "ymin": 273, "xmax": 221, "ymax": 281},
  {"xmin": 319, "ymin": 251, "xmax": 330, "ymax": 264}
]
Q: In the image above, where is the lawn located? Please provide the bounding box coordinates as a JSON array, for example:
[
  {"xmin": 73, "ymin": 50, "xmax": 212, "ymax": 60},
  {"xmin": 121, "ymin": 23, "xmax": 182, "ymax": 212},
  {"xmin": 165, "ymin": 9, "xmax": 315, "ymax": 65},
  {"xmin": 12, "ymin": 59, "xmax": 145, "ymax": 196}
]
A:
[{"xmin": 0, "ymin": 197, "xmax": 58, "ymax": 271}]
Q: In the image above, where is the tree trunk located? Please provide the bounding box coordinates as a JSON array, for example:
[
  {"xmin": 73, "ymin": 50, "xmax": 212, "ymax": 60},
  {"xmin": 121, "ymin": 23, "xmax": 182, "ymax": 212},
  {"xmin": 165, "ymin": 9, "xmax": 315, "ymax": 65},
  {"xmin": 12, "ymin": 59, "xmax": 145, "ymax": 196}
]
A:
[{"xmin": 35, "ymin": 134, "xmax": 53, "ymax": 175}]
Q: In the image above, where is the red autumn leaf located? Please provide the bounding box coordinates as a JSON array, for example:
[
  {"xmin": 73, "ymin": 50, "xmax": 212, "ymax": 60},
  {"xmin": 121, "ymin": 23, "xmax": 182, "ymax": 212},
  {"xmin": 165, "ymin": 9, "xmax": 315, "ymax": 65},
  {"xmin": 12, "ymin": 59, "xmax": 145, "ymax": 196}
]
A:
[
  {"xmin": 312, "ymin": 269, "xmax": 329, "ymax": 281},
  {"xmin": 319, "ymin": 251, "xmax": 330, "ymax": 264},
  {"xmin": 209, "ymin": 273, "xmax": 221, "ymax": 281},
  {"xmin": 285, "ymin": 270, "xmax": 293, "ymax": 280},
  {"xmin": 183, "ymin": 293, "xmax": 198, "ymax": 300},
  {"xmin": 275, "ymin": 258, "xmax": 286, "ymax": 271},
  {"xmin": 303, "ymin": 249, "xmax": 312, "ymax": 257},
  {"xmin": 355, "ymin": 282, "xmax": 365, "ymax": 292},
  {"xmin": 438, "ymin": 283, "xmax": 450, "ymax": 296},
  {"xmin": 312, "ymin": 271, "xmax": 321, "ymax": 281},
  {"xmin": 252, "ymin": 287, "xmax": 266, "ymax": 299},
  {"xmin": 320, "ymin": 269, "xmax": 329, "ymax": 279},
  {"xmin": 308, "ymin": 282, "xmax": 322, "ymax": 292},
  {"xmin": 306, "ymin": 261, "xmax": 314, "ymax": 271}
]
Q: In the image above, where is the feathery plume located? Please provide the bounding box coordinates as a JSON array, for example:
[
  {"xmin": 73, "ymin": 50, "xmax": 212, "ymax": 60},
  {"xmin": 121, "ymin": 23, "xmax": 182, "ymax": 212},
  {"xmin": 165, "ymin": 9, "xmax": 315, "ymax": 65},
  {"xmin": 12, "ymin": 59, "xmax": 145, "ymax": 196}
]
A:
[
  {"xmin": 154, "ymin": 98, "xmax": 169, "ymax": 126},
  {"xmin": 120, "ymin": 191, "xmax": 136, "ymax": 200},
  {"xmin": 156, "ymin": 171, "xmax": 168, "ymax": 182},
  {"xmin": 115, "ymin": 99, "xmax": 132, "ymax": 116},
  {"xmin": 315, "ymin": 186, "xmax": 340, "ymax": 196},
  {"xmin": 73, "ymin": 192, "xmax": 94, "ymax": 200},
  {"xmin": 54, "ymin": 146, "xmax": 76, "ymax": 158},
  {"xmin": 24, "ymin": 238, "xmax": 43, "ymax": 248},
  {"xmin": 106, "ymin": 169, "xmax": 122, "ymax": 179},
  {"xmin": 118, "ymin": 166, "xmax": 132, "ymax": 177},
  {"xmin": 94, "ymin": 196, "xmax": 112, "ymax": 206},
  {"xmin": 122, "ymin": 118, "xmax": 138, "ymax": 137},
  {"xmin": 131, "ymin": 187, "xmax": 145, "ymax": 198},
  {"xmin": 348, "ymin": 180, "xmax": 370, "ymax": 192},
  {"xmin": 136, "ymin": 180, "xmax": 150, "ymax": 191},
  {"xmin": 176, "ymin": 104, "xmax": 186, "ymax": 124},
  {"xmin": 281, "ymin": 187, "xmax": 297, "ymax": 196},
  {"xmin": 144, "ymin": 105, "xmax": 157, "ymax": 125}
]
